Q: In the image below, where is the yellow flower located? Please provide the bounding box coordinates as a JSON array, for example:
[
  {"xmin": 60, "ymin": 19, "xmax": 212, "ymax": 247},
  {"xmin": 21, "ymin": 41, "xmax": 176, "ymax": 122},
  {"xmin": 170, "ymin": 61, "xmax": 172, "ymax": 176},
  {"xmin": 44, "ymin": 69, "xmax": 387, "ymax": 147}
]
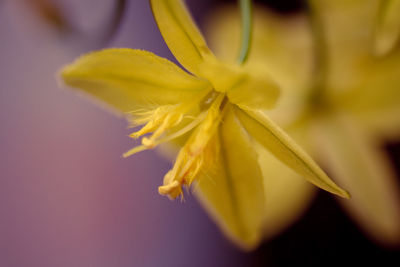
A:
[
  {"xmin": 60, "ymin": 0, "xmax": 348, "ymax": 249},
  {"xmin": 207, "ymin": 0, "xmax": 400, "ymax": 245}
]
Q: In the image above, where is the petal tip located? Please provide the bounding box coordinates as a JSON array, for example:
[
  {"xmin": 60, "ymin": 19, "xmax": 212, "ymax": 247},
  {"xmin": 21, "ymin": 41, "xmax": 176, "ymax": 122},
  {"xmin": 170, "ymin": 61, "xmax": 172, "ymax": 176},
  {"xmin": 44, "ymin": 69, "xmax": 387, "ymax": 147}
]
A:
[
  {"xmin": 339, "ymin": 189, "xmax": 351, "ymax": 199},
  {"xmin": 56, "ymin": 63, "xmax": 73, "ymax": 88}
]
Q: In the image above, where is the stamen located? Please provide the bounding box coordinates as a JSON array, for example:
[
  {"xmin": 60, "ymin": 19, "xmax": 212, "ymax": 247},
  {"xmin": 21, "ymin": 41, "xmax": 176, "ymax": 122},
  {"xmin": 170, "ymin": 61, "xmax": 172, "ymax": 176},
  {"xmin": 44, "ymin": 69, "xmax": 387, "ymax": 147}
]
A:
[
  {"xmin": 160, "ymin": 112, "xmax": 207, "ymax": 142},
  {"xmin": 130, "ymin": 89, "xmax": 212, "ymax": 142},
  {"xmin": 123, "ymin": 112, "xmax": 208, "ymax": 158},
  {"xmin": 122, "ymin": 145, "xmax": 148, "ymax": 158},
  {"xmin": 141, "ymin": 113, "xmax": 183, "ymax": 147},
  {"xmin": 158, "ymin": 93, "xmax": 226, "ymax": 199},
  {"xmin": 158, "ymin": 180, "xmax": 181, "ymax": 197},
  {"xmin": 129, "ymin": 105, "xmax": 176, "ymax": 138}
]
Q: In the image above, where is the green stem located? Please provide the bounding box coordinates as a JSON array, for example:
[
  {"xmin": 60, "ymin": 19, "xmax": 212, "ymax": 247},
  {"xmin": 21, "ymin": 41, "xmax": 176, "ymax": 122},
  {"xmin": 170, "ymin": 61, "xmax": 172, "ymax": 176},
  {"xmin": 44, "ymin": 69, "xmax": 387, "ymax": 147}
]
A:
[{"xmin": 237, "ymin": 0, "xmax": 252, "ymax": 64}]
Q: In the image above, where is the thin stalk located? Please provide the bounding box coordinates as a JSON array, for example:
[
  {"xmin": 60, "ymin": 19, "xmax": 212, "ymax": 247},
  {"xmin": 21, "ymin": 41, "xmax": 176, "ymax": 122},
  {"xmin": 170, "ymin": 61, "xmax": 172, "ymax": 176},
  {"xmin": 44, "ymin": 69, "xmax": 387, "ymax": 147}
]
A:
[{"xmin": 237, "ymin": 0, "xmax": 252, "ymax": 64}]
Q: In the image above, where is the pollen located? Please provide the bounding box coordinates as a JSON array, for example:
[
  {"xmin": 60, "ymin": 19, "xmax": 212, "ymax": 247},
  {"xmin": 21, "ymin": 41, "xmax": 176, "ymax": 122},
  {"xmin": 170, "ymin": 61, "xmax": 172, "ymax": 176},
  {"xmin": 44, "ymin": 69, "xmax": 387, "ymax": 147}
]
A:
[{"xmin": 158, "ymin": 93, "xmax": 226, "ymax": 199}]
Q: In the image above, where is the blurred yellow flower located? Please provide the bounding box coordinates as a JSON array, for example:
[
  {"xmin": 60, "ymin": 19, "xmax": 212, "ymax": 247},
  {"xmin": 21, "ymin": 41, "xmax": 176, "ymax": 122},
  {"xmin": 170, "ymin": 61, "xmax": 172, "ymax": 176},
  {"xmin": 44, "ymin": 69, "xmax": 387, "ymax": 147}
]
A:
[
  {"xmin": 207, "ymin": 0, "xmax": 400, "ymax": 245},
  {"xmin": 60, "ymin": 0, "xmax": 348, "ymax": 249}
]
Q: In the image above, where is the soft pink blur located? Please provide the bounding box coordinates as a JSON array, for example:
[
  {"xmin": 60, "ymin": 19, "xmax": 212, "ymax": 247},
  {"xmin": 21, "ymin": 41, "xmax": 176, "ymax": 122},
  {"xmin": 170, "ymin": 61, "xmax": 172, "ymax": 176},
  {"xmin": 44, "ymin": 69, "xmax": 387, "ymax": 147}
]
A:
[{"xmin": 0, "ymin": 1, "xmax": 247, "ymax": 266}]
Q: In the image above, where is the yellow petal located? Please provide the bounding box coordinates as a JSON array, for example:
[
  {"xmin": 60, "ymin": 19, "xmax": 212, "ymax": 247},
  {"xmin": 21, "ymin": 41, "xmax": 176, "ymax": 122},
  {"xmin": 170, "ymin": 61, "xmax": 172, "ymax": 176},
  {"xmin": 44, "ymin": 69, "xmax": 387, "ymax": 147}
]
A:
[
  {"xmin": 228, "ymin": 65, "xmax": 280, "ymax": 110},
  {"xmin": 313, "ymin": 114, "xmax": 400, "ymax": 245},
  {"xmin": 150, "ymin": 0, "xmax": 215, "ymax": 74},
  {"xmin": 195, "ymin": 105, "xmax": 265, "ymax": 250},
  {"xmin": 343, "ymin": 49, "xmax": 400, "ymax": 137},
  {"xmin": 205, "ymin": 5, "xmax": 312, "ymax": 124},
  {"xmin": 354, "ymin": 108, "xmax": 400, "ymax": 140},
  {"xmin": 309, "ymin": 0, "xmax": 379, "ymax": 96},
  {"xmin": 374, "ymin": 0, "xmax": 400, "ymax": 56},
  {"xmin": 206, "ymin": 5, "xmax": 313, "ymax": 91},
  {"xmin": 255, "ymin": 139, "xmax": 316, "ymax": 241},
  {"xmin": 345, "ymin": 50, "xmax": 400, "ymax": 111},
  {"xmin": 60, "ymin": 48, "xmax": 210, "ymax": 113},
  {"xmin": 235, "ymin": 107, "xmax": 350, "ymax": 198},
  {"xmin": 197, "ymin": 60, "xmax": 280, "ymax": 109}
]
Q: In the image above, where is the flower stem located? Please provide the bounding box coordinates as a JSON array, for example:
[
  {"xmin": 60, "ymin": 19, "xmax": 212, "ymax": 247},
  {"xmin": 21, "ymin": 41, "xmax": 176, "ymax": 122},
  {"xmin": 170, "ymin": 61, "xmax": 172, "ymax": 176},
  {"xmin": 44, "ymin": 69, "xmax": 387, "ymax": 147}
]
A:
[{"xmin": 237, "ymin": 0, "xmax": 252, "ymax": 64}]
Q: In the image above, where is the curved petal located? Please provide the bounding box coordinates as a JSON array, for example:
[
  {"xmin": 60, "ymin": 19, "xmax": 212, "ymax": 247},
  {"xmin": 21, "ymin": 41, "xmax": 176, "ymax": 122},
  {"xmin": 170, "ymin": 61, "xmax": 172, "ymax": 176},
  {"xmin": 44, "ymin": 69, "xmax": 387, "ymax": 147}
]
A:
[
  {"xmin": 60, "ymin": 48, "xmax": 210, "ymax": 113},
  {"xmin": 313, "ymin": 114, "xmax": 400, "ymax": 245},
  {"xmin": 235, "ymin": 107, "xmax": 350, "ymax": 198},
  {"xmin": 194, "ymin": 106, "xmax": 265, "ymax": 250},
  {"xmin": 150, "ymin": 0, "xmax": 215, "ymax": 74},
  {"xmin": 255, "ymin": 140, "xmax": 316, "ymax": 241},
  {"xmin": 374, "ymin": 0, "xmax": 400, "ymax": 56}
]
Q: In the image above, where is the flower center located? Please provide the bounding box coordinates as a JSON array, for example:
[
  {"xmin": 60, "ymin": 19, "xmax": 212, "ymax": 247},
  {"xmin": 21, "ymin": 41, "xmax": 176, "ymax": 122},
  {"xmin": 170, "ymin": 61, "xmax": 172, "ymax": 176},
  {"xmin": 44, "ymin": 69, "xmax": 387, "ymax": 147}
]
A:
[
  {"xmin": 123, "ymin": 89, "xmax": 227, "ymax": 199},
  {"xmin": 158, "ymin": 93, "xmax": 226, "ymax": 199}
]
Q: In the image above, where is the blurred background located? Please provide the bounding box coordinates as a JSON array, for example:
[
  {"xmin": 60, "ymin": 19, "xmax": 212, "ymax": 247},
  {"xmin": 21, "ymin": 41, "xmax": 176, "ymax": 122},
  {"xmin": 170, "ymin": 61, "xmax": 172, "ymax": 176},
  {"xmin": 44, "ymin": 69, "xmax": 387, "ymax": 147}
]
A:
[{"xmin": 0, "ymin": 0, "xmax": 399, "ymax": 266}]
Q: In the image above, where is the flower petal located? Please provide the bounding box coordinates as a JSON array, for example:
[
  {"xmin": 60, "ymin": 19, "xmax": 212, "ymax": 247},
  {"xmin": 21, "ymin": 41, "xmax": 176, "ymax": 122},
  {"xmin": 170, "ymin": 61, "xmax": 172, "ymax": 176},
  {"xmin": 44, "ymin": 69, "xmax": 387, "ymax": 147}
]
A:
[
  {"xmin": 197, "ymin": 60, "xmax": 280, "ymax": 110},
  {"xmin": 235, "ymin": 107, "xmax": 350, "ymax": 198},
  {"xmin": 228, "ymin": 66, "xmax": 280, "ymax": 110},
  {"xmin": 60, "ymin": 48, "xmax": 210, "ymax": 113},
  {"xmin": 255, "ymin": 141, "xmax": 316, "ymax": 241},
  {"xmin": 343, "ymin": 49, "xmax": 400, "ymax": 138},
  {"xmin": 309, "ymin": 0, "xmax": 379, "ymax": 96},
  {"xmin": 206, "ymin": 5, "xmax": 313, "ymax": 91},
  {"xmin": 374, "ymin": 0, "xmax": 400, "ymax": 56},
  {"xmin": 150, "ymin": 0, "xmax": 215, "ymax": 74},
  {"xmin": 205, "ymin": 5, "xmax": 312, "ymax": 124},
  {"xmin": 354, "ymin": 108, "xmax": 400, "ymax": 140},
  {"xmin": 194, "ymin": 105, "xmax": 266, "ymax": 250},
  {"xmin": 313, "ymin": 114, "xmax": 400, "ymax": 245}
]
